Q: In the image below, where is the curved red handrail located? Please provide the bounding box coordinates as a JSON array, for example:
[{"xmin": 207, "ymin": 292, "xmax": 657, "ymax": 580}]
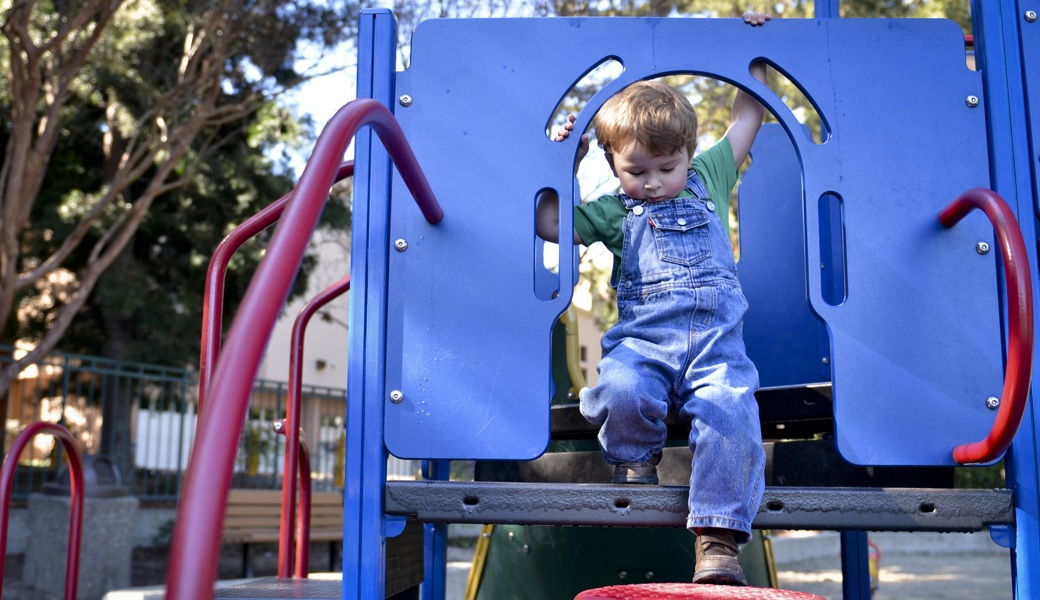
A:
[
  {"xmin": 939, "ymin": 188, "xmax": 1034, "ymax": 464},
  {"xmin": 166, "ymin": 98, "xmax": 440, "ymax": 600},
  {"xmin": 197, "ymin": 162, "xmax": 355, "ymax": 411},
  {"xmin": 278, "ymin": 275, "xmax": 351, "ymax": 578},
  {"xmin": 0, "ymin": 423, "xmax": 84, "ymax": 600},
  {"xmin": 273, "ymin": 419, "xmax": 315, "ymax": 579}
]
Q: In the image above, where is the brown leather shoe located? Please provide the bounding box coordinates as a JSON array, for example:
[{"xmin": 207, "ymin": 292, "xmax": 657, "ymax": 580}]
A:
[
  {"xmin": 611, "ymin": 453, "xmax": 662, "ymax": 484},
  {"xmin": 692, "ymin": 528, "xmax": 748, "ymax": 586}
]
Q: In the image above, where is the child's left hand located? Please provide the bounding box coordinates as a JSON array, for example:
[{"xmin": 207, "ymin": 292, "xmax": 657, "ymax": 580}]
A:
[{"xmin": 742, "ymin": 11, "xmax": 772, "ymax": 26}]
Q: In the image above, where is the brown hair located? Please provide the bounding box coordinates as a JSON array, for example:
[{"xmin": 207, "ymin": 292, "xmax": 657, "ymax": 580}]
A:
[{"xmin": 593, "ymin": 80, "xmax": 697, "ymax": 159}]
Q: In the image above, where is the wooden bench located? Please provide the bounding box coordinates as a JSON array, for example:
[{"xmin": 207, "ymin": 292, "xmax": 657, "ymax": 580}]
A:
[{"xmin": 222, "ymin": 488, "xmax": 344, "ymax": 577}]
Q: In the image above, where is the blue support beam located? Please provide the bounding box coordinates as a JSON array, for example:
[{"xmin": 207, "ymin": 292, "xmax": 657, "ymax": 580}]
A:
[
  {"xmin": 346, "ymin": 8, "xmax": 397, "ymax": 599},
  {"xmin": 840, "ymin": 531, "xmax": 872, "ymax": 600},
  {"xmin": 971, "ymin": 0, "xmax": 1040, "ymax": 597}
]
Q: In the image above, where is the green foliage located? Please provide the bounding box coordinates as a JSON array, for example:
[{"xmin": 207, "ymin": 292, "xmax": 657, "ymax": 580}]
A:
[
  {"xmin": 4, "ymin": 0, "xmax": 356, "ymax": 365},
  {"xmin": 955, "ymin": 463, "xmax": 1007, "ymax": 489}
]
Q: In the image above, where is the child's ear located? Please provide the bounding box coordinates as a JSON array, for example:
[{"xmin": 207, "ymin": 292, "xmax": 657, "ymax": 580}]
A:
[{"xmin": 605, "ymin": 153, "xmax": 618, "ymax": 177}]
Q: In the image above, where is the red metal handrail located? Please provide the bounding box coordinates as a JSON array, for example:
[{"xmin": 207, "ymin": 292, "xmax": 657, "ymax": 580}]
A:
[
  {"xmin": 273, "ymin": 419, "xmax": 315, "ymax": 578},
  {"xmin": 939, "ymin": 188, "xmax": 1034, "ymax": 464},
  {"xmin": 278, "ymin": 275, "xmax": 351, "ymax": 578},
  {"xmin": 166, "ymin": 98, "xmax": 440, "ymax": 600},
  {"xmin": 197, "ymin": 161, "xmax": 355, "ymax": 411},
  {"xmin": 0, "ymin": 423, "xmax": 85, "ymax": 600}
]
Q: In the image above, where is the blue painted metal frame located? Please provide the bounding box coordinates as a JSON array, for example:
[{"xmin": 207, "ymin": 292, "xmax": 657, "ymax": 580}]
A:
[
  {"xmin": 972, "ymin": 2, "xmax": 1040, "ymax": 598},
  {"xmin": 421, "ymin": 460, "xmax": 450, "ymax": 600},
  {"xmin": 346, "ymin": 9, "xmax": 397, "ymax": 599},
  {"xmin": 739, "ymin": 124, "xmax": 827, "ymax": 388},
  {"xmin": 346, "ymin": 3, "xmax": 1039, "ymax": 599},
  {"xmin": 840, "ymin": 531, "xmax": 872, "ymax": 600},
  {"xmin": 380, "ymin": 16, "xmax": 1001, "ymax": 466}
]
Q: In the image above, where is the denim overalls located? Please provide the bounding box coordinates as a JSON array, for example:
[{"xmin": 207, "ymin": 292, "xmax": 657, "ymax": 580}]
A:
[{"xmin": 579, "ymin": 170, "xmax": 766, "ymax": 540}]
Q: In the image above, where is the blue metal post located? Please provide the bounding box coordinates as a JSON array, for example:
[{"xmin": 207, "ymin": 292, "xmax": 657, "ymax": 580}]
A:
[
  {"xmin": 345, "ymin": 8, "xmax": 397, "ymax": 599},
  {"xmin": 814, "ymin": 0, "xmax": 840, "ymax": 18},
  {"xmin": 840, "ymin": 531, "xmax": 872, "ymax": 600},
  {"xmin": 971, "ymin": 1, "xmax": 1040, "ymax": 598},
  {"xmin": 422, "ymin": 460, "xmax": 451, "ymax": 600}
]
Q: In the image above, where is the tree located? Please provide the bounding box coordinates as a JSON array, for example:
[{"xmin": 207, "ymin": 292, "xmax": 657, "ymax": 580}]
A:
[{"xmin": 0, "ymin": 0, "xmax": 358, "ymax": 398}]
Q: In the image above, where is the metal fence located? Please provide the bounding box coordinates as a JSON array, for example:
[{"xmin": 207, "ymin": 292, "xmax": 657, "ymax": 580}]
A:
[{"xmin": 0, "ymin": 346, "xmax": 420, "ymax": 501}]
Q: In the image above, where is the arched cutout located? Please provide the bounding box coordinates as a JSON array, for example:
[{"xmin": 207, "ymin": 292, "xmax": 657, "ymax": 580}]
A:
[
  {"xmin": 546, "ymin": 56, "xmax": 624, "ymax": 141},
  {"xmin": 533, "ymin": 185, "xmax": 561, "ymax": 302},
  {"xmin": 758, "ymin": 58, "xmax": 830, "ymax": 145},
  {"xmin": 818, "ymin": 192, "xmax": 847, "ymax": 306},
  {"xmin": 545, "ymin": 70, "xmax": 819, "ymax": 270}
]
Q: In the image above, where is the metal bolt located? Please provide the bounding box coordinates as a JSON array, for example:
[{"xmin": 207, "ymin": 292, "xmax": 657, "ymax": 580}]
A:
[
  {"xmin": 521, "ymin": 544, "xmax": 530, "ymax": 554},
  {"xmin": 976, "ymin": 241, "xmax": 991, "ymax": 255},
  {"xmin": 1026, "ymin": 10, "xmax": 1038, "ymax": 22},
  {"xmin": 272, "ymin": 419, "xmax": 286, "ymax": 434},
  {"xmin": 399, "ymin": 94, "xmax": 413, "ymax": 107},
  {"xmin": 618, "ymin": 571, "xmax": 628, "ymax": 580},
  {"xmin": 508, "ymin": 532, "xmax": 514, "ymax": 540},
  {"xmin": 645, "ymin": 571, "xmax": 655, "ymax": 580},
  {"xmin": 394, "ymin": 239, "xmax": 409, "ymax": 252},
  {"xmin": 966, "ymin": 95, "xmax": 980, "ymax": 108},
  {"xmin": 821, "ymin": 357, "xmax": 830, "ymax": 365},
  {"xmin": 390, "ymin": 389, "xmax": 404, "ymax": 404},
  {"xmin": 986, "ymin": 396, "xmax": 1000, "ymax": 410}
]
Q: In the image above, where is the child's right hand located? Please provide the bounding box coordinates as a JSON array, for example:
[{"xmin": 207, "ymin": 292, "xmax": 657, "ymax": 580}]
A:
[{"xmin": 555, "ymin": 114, "xmax": 591, "ymax": 166}]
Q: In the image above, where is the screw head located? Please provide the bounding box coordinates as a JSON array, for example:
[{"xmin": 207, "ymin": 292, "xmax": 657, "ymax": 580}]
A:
[
  {"xmin": 976, "ymin": 241, "xmax": 991, "ymax": 255},
  {"xmin": 966, "ymin": 95, "xmax": 980, "ymax": 108},
  {"xmin": 1026, "ymin": 10, "xmax": 1038, "ymax": 22},
  {"xmin": 986, "ymin": 396, "xmax": 1000, "ymax": 410},
  {"xmin": 821, "ymin": 357, "xmax": 830, "ymax": 365},
  {"xmin": 390, "ymin": 390, "xmax": 404, "ymax": 404},
  {"xmin": 272, "ymin": 419, "xmax": 286, "ymax": 433},
  {"xmin": 399, "ymin": 94, "xmax": 413, "ymax": 107},
  {"xmin": 645, "ymin": 571, "xmax": 655, "ymax": 580},
  {"xmin": 394, "ymin": 239, "xmax": 408, "ymax": 252},
  {"xmin": 618, "ymin": 571, "xmax": 628, "ymax": 580}
]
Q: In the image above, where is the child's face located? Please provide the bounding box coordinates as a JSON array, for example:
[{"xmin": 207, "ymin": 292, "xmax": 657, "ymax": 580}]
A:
[{"xmin": 608, "ymin": 141, "xmax": 690, "ymax": 202}]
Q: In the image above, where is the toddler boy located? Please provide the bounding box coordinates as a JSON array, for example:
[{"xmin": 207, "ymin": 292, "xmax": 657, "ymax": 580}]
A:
[{"xmin": 535, "ymin": 10, "xmax": 771, "ymax": 586}]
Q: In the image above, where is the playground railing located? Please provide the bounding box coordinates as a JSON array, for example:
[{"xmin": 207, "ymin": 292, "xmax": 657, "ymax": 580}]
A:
[
  {"xmin": 0, "ymin": 423, "xmax": 85, "ymax": 600},
  {"xmin": 279, "ymin": 274, "xmax": 352, "ymax": 578},
  {"xmin": 166, "ymin": 98, "xmax": 441, "ymax": 600}
]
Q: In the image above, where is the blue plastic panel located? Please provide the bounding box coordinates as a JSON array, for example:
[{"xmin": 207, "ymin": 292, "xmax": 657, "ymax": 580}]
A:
[
  {"xmin": 739, "ymin": 124, "xmax": 827, "ymax": 388},
  {"xmin": 381, "ymin": 17, "xmax": 1003, "ymax": 465}
]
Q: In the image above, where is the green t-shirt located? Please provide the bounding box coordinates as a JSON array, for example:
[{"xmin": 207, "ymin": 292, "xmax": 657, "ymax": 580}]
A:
[{"xmin": 573, "ymin": 137, "xmax": 739, "ymax": 281}]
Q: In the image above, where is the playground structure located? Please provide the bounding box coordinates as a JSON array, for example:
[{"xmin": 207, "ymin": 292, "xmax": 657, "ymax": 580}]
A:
[{"xmin": 1, "ymin": 0, "xmax": 1038, "ymax": 598}]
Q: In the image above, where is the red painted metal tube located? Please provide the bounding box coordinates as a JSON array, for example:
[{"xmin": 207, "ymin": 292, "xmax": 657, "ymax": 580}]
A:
[
  {"xmin": 272, "ymin": 420, "xmax": 315, "ymax": 578},
  {"xmin": 0, "ymin": 423, "xmax": 84, "ymax": 600},
  {"xmin": 166, "ymin": 98, "xmax": 440, "ymax": 600},
  {"xmin": 279, "ymin": 275, "xmax": 351, "ymax": 578},
  {"xmin": 939, "ymin": 188, "xmax": 1034, "ymax": 464},
  {"xmin": 197, "ymin": 162, "xmax": 355, "ymax": 412},
  {"xmin": 295, "ymin": 434, "xmax": 313, "ymax": 579}
]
